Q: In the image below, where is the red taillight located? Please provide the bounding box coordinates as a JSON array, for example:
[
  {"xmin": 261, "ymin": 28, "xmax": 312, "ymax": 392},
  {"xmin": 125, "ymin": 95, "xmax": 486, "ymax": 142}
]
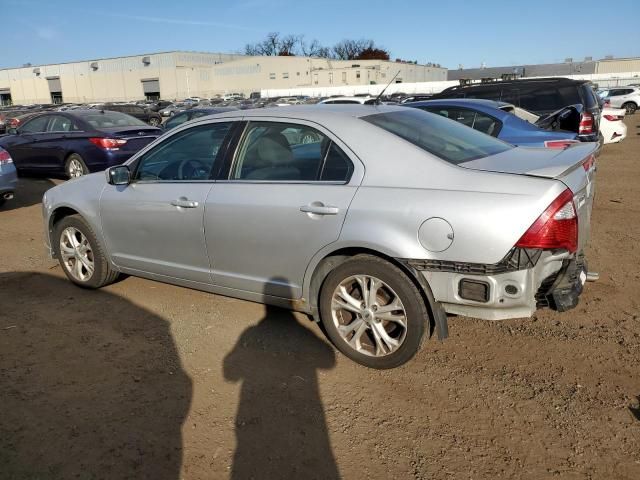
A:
[
  {"xmin": 578, "ymin": 112, "xmax": 594, "ymax": 135},
  {"xmin": 515, "ymin": 189, "xmax": 578, "ymax": 253},
  {"xmin": 603, "ymin": 114, "xmax": 622, "ymax": 121},
  {"xmin": 89, "ymin": 137, "xmax": 127, "ymax": 150},
  {"xmin": 543, "ymin": 139, "xmax": 580, "ymax": 149},
  {"xmin": 0, "ymin": 146, "xmax": 13, "ymax": 165},
  {"xmin": 582, "ymin": 155, "xmax": 596, "ymax": 172}
]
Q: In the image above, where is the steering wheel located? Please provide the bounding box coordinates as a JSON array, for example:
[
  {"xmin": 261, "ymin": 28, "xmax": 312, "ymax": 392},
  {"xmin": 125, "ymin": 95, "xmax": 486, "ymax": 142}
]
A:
[{"xmin": 177, "ymin": 158, "xmax": 210, "ymax": 180}]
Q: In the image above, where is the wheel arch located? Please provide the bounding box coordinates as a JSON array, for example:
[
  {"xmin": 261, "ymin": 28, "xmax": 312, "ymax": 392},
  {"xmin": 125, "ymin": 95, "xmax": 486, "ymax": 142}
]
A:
[
  {"xmin": 48, "ymin": 206, "xmax": 81, "ymax": 248},
  {"xmin": 305, "ymin": 246, "xmax": 448, "ymax": 339}
]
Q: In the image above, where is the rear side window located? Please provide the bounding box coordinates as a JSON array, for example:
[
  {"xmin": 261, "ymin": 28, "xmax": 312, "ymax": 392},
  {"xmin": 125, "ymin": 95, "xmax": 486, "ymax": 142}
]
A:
[
  {"xmin": 79, "ymin": 111, "xmax": 147, "ymax": 128},
  {"xmin": 363, "ymin": 109, "xmax": 511, "ymax": 165},
  {"xmin": 418, "ymin": 106, "xmax": 501, "ymax": 136},
  {"xmin": 230, "ymin": 121, "xmax": 353, "ymax": 182}
]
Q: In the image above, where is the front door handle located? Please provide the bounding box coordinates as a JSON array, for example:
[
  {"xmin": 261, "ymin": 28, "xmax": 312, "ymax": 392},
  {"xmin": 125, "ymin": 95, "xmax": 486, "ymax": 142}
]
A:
[
  {"xmin": 171, "ymin": 198, "xmax": 199, "ymax": 208},
  {"xmin": 300, "ymin": 203, "xmax": 339, "ymax": 216}
]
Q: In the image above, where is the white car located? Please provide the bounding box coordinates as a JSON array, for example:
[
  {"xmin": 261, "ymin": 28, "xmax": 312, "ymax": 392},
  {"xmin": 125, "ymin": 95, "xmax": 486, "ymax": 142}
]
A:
[
  {"xmin": 598, "ymin": 87, "xmax": 639, "ymax": 114},
  {"xmin": 319, "ymin": 96, "xmax": 376, "ymax": 105},
  {"xmin": 600, "ymin": 107, "xmax": 627, "ymax": 144}
]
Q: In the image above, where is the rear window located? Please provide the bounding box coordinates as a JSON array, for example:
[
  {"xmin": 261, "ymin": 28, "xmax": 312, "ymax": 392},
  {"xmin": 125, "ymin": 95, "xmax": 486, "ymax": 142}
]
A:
[
  {"xmin": 363, "ymin": 109, "xmax": 511, "ymax": 165},
  {"xmin": 78, "ymin": 111, "xmax": 147, "ymax": 128}
]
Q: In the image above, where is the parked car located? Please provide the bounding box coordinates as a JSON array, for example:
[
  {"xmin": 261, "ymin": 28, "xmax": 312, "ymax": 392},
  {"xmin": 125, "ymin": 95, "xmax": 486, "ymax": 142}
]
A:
[
  {"xmin": 42, "ymin": 105, "xmax": 597, "ymax": 369},
  {"xmin": 407, "ymin": 99, "xmax": 579, "ymax": 147},
  {"xmin": 159, "ymin": 103, "xmax": 188, "ymax": 117},
  {"xmin": 597, "ymin": 87, "xmax": 639, "ymax": 114},
  {"xmin": 433, "ymin": 78, "xmax": 602, "ymax": 143},
  {"xmin": 162, "ymin": 107, "xmax": 238, "ymax": 131},
  {"xmin": 0, "ymin": 110, "xmax": 161, "ymax": 178},
  {"xmin": 145, "ymin": 100, "xmax": 173, "ymax": 112},
  {"xmin": 0, "ymin": 146, "xmax": 18, "ymax": 206},
  {"xmin": 223, "ymin": 93, "xmax": 244, "ymax": 101},
  {"xmin": 599, "ymin": 107, "xmax": 627, "ymax": 144},
  {"xmin": 318, "ymin": 96, "xmax": 377, "ymax": 105},
  {"xmin": 102, "ymin": 104, "xmax": 162, "ymax": 127}
]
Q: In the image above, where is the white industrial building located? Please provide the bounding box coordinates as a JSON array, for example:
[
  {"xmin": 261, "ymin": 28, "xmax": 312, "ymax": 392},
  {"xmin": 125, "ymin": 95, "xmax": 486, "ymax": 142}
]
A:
[{"xmin": 0, "ymin": 51, "xmax": 448, "ymax": 106}]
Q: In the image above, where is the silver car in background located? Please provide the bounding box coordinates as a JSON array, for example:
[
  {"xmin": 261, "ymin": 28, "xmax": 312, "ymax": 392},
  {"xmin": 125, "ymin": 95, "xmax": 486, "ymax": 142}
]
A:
[
  {"xmin": 0, "ymin": 146, "xmax": 18, "ymax": 206},
  {"xmin": 41, "ymin": 106, "xmax": 597, "ymax": 368}
]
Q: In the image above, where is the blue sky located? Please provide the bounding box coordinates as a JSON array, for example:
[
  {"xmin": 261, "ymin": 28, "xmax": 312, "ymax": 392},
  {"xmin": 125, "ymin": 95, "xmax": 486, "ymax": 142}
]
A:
[{"xmin": 1, "ymin": 0, "xmax": 638, "ymax": 69}]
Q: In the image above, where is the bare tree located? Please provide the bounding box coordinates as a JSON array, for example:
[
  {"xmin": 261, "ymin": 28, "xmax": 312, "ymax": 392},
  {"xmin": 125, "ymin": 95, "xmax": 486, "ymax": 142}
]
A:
[
  {"xmin": 278, "ymin": 34, "xmax": 300, "ymax": 56},
  {"xmin": 298, "ymin": 37, "xmax": 332, "ymax": 58}
]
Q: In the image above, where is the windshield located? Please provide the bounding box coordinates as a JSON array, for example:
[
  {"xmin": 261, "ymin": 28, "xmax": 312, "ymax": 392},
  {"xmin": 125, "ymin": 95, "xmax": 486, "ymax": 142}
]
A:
[
  {"xmin": 363, "ymin": 109, "xmax": 512, "ymax": 164},
  {"xmin": 79, "ymin": 111, "xmax": 147, "ymax": 129}
]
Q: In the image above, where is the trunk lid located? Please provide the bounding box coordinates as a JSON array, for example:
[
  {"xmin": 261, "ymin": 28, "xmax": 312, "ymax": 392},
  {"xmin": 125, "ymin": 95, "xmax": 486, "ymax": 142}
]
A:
[
  {"xmin": 534, "ymin": 104, "xmax": 582, "ymax": 134},
  {"xmin": 100, "ymin": 126, "xmax": 161, "ymax": 152},
  {"xmin": 461, "ymin": 143, "xmax": 597, "ymax": 252}
]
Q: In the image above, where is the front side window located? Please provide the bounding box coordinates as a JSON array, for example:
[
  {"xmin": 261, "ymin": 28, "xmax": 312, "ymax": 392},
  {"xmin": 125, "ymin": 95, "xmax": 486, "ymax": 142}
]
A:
[
  {"xmin": 230, "ymin": 121, "xmax": 352, "ymax": 182},
  {"xmin": 20, "ymin": 115, "xmax": 49, "ymax": 133},
  {"xmin": 363, "ymin": 109, "xmax": 511, "ymax": 165},
  {"xmin": 134, "ymin": 122, "xmax": 232, "ymax": 181}
]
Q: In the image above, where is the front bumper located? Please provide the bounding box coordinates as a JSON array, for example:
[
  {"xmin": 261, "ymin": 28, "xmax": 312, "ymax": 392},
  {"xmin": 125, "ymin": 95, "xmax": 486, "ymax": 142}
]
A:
[{"xmin": 406, "ymin": 249, "xmax": 586, "ymax": 321}]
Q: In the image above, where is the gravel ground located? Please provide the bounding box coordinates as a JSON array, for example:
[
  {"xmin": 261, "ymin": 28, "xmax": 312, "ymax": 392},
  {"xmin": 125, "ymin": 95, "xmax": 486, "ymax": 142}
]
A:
[{"xmin": 0, "ymin": 116, "xmax": 638, "ymax": 479}]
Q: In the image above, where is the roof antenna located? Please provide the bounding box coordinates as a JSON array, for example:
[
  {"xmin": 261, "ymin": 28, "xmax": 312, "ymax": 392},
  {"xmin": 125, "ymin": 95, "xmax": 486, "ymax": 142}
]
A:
[{"xmin": 374, "ymin": 70, "xmax": 400, "ymax": 105}]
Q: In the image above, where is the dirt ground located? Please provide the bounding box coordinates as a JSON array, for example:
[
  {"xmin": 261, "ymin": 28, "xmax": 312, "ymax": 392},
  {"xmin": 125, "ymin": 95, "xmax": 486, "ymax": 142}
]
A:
[{"xmin": 1, "ymin": 117, "xmax": 639, "ymax": 480}]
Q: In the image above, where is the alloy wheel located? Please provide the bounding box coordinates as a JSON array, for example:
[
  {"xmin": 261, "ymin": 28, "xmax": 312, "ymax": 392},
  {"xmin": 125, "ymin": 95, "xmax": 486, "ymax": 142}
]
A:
[
  {"xmin": 67, "ymin": 158, "xmax": 85, "ymax": 178},
  {"xmin": 331, "ymin": 275, "xmax": 408, "ymax": 357},
  {"xmin": 59, "ymin": 227, "xmax": 94, "ymax": 281}
]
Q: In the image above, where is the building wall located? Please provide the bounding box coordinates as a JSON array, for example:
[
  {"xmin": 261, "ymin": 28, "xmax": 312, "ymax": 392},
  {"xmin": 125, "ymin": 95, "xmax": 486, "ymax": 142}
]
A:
[
  {"xmin": 0, "ymin": 51, "xmax": 242, "ymax": 104},
  {"xmin": 448, "ymin": 61, "xmax": 597, "ymax": 80},
  {"xmin": 209, "ymin": 56, "xmax": 446, "ymax": 95},
  {"xmin": 596, "ymin": 58, "xmax": 640, "ymax": 74},
  {"xmin": 0, "ymin": 52, "xmax": 447, "ymax": 104}
]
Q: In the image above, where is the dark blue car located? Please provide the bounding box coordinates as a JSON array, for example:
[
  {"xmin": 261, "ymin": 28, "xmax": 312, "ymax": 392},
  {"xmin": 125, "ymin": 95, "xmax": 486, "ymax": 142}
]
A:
[
  {"xmin": 406, "ymin": 99, "xmax": 579, "ymax": 148},
  {"xmin": 0, "ymin": 110, "xmax": 161, "ymax": 178}
]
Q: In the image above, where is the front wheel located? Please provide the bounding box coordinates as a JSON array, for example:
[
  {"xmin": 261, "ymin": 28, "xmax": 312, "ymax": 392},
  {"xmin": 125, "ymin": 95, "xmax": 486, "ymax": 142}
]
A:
[
  {"xmin": 149, "ymin": 117, "xmax": 161, "ymax": 127},
  {"xmin": 319, "ymin": 255, "xmax": 428, "ymax": 369},
  {"xmin": 53, "ymin": 214, "xmax": 120, "ymax": 288},
  {"xmin": 622, "ymin": 102, "xmax": 637, "ymax": 115},
  {"xmin": 65, "ymin": 153, "xmax": 88, "ymax": 179}
]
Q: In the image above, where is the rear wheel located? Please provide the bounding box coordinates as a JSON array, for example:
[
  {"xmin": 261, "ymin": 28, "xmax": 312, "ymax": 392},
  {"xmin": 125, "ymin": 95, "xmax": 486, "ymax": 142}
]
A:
[
  {"xmin": 622, "ymin": 102, "xmax": 637, "ymax": 115},
  {"xmin": 149, "ymin": 117, "xmax": 161, "ymax": 127},
  {"xmin": 65, "ymin": 153, "xmax": 88, "ymax": 179},
  {"xmin": 319, "ymin": 255, "xmax": 428, "ymax": 369},
  {"xmin": 53, "ymin": 214, "xmax": 119, "ymax": 288}
]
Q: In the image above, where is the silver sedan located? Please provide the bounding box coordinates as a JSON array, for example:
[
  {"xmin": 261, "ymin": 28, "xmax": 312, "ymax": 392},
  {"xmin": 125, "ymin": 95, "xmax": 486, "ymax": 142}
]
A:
[{"xmin": 42, "ymin": 105, "xmax": 597, "ymax": 368}]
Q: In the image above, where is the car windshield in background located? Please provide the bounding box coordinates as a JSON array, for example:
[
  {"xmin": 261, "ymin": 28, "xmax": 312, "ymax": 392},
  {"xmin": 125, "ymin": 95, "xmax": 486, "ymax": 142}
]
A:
[
  {"xmin": 363, "ymin": 109, "xmax": 512, "ymax": 164},
  {"xmin": 77, "ymin": 111, "xmax": 147, "ymax": 128}
]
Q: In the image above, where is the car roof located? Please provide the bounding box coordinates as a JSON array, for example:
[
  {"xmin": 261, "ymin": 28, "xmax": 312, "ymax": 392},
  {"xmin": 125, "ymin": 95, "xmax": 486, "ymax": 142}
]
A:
[
  {"xmin": 409, "ymin": 98, "xmax": 510, "ymax": 109},
  {"xmin": 442, "ymin": 77, "xmax": 588, "ymax": 93},
  {"xmin": 202, "ymin": 104, "xmax": 406, "ymax": 122}
]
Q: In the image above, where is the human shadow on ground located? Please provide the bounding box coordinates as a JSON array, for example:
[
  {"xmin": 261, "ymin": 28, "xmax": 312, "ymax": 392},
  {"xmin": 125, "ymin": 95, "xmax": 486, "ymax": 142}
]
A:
[
  {"xmin": 0, "ymin": 177, "xmax": 57, "ymax": 211},
  {"xmin": 224, "ymin": 280, "xmax": 340, "ymax": 479},
  {"xmin": 630, "ymin": 396, "xmax": 640, "ymax": 422},
  {"xmin": 0, "ymin": 271, "xmax": 192, "ymax": 479}
]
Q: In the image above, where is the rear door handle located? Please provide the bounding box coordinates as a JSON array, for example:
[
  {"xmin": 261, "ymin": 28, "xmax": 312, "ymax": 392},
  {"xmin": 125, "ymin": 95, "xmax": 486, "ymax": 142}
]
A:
[
  {"xmin": 171, "ymin": 198, "xmax": 199, "ymax": 208},
  {"xmin": 300, "ymin": 204, "xmax": 339, "ymax": 215}
]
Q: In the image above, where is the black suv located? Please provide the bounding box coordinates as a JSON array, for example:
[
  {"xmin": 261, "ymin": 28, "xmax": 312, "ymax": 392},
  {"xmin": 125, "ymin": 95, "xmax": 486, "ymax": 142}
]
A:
[
  {"xmin": 103, "ymin": 104, "xmax": 162, "ymax": 127},
  {"xmin": 433, "ymin": 78, "xmax": 602, "ymax": 143}
]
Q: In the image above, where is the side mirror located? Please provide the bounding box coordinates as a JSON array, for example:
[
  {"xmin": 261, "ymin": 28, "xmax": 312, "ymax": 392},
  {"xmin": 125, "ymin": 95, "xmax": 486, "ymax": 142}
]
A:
[{"xmin": 106, "ymin": 165, "xmax": 131, "ymax": 185}]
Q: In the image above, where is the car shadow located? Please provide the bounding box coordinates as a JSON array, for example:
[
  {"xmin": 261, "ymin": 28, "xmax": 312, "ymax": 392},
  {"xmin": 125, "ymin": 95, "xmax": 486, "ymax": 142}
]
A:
[
  {"xmin": 223, "ymin": 280, "xmax": 340, "ymax": 480},
  {"xmin": 0, "ymin": 271, "xmax": 192, "ymax": 479},
  {"xmin": 0, "ymin": 177, "xmax": 58, "ymax": 211}
]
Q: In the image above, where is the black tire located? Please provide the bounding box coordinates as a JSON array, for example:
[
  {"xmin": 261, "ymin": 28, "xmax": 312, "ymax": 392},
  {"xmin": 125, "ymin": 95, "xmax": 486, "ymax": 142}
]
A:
[
  {"xmin": 622, "ymin": 102, "xmax": 637, "ymax": 115},
  {"xmin": 53, "ymin": 214, "xmax": 120, "ymax": 289},
  {"xmin": 65, "ymin": 153, "xmax": 88, "ymax": 179},
  {"xmin": 149, "ymin": 117, "xmax": 161, "ymax": 127},
  {"xmin": 319, "ymin": 255, "xmax": 428, "ymax": 369}
]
